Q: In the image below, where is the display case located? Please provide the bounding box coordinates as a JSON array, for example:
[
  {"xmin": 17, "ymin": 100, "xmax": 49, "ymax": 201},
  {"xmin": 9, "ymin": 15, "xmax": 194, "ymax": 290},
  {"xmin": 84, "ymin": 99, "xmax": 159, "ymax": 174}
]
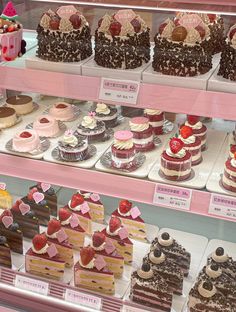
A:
[{"xmin": 0, "ymin": 0, "xmax": 236, "ymax": 311}]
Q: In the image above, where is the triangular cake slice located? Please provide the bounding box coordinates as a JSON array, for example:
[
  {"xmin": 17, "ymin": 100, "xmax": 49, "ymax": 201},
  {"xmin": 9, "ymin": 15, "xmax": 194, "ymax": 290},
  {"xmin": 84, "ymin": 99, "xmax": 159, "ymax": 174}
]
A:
[
  {"xmin": 0, "ymin": 235, "xmax": 11, "ymax": 268},
  {"xmin": 79, "ymin": 190, "xmax": 104, "ymax": 223}
]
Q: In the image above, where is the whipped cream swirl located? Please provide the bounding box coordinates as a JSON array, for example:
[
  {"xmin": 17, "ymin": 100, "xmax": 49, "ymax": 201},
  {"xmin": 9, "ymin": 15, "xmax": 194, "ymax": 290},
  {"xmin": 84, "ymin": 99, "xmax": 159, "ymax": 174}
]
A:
[
  {"xmin": 113, "ymin": 138, "xmax": 133, "ymax": 150},
  {"xmin": 96, "ymin": 103, "xmax": 110, "ymax": 115},
  {"xmin": 166, "ymin": 147, "xmax": 186, "ymax": 158},
  {"xmin": 149, "ymin": 252, "xmax": 165, "ymax": 264},
  {"xmin": 179, "ymin": 134, "xmax": 196, "ymax": 144},
  {"xmin": 144, "ymin": 108, "xmax": 162, "ymax": 115},
  {"xmin": 185, "ymin": 121, "xmax": 202, "ymax": 130},
  {"xmin": 129, "ymin": 121, "xmax": 149, "ymax": 132},
  {"xmin": 63, "ymin": 133, "xmax": 78, "ymax": 147},
  {"xmin": 81, "ymin": 116, "xmax": 97, "ymax": 129}
]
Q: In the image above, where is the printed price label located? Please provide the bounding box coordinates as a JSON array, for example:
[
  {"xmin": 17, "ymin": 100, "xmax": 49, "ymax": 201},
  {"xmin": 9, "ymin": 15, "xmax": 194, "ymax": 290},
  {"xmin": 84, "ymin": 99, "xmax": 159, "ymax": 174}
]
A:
[
  {"xmin": 15, "ymin": 275, "xmax": 49, "ymax": 296},
  {"xmin": 122, "ymin": 305, "xmax": 145, "ymax": 312},
  {"xmin": 209, "ymin": 193, "xmax": 236, "ymax": 220},
  {"xmin": 65, "ymin": 289, "xmax": 102, "ymax": 310},
  {"xmin": 153, "ymin": 183, "xmax": 192, "ymax": 211},
  {"xmin": 99, "ymin": 78, "xmax": 140, "ymax": 105}
]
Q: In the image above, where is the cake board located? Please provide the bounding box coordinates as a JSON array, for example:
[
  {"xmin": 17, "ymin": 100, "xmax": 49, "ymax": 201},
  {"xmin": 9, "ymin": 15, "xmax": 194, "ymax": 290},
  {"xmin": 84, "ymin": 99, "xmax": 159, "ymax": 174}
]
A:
[{"xmin": 207, "ymin": 65, "xmax": 236, "ymax": 94}]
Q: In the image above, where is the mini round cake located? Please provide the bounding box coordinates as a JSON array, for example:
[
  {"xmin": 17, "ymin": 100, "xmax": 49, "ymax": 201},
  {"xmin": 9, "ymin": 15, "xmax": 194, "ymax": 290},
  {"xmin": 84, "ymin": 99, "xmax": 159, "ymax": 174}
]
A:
[
  {"xmin": 33, "ymin": 114, "xmax": 60, "ymax": 137},
  {"xmin": 153, "ymin": 14, "xmax": 213, "ymax": 77},
  {"xmin": 179, "ymin": 125, "xmax": 202, "ymax": 165},
  {"xmin": 160, "ymin": 137, "xmax": 192, "ymax": 181},
  {"xmin": 12, "ymin": 130, "xmax": 40, "ymax": 153},
  {"xmin": 58, "ymin": 130, "xmax": 88, "ymax": 161},
  {"xmin": 129, "ymin": 117, "xmax": 154, "ymax": 152},
  {"xmin": 144, "ymin": 109, "xmax": 165, "ymax": 135},
  {"xmin": 111, "ymin": 130, "xmax": 136, "ymax": 170},
  {"xmin": 0, "ymin": 107, "xmax": 17, "ymax": 128},
  {"xmin": 37, "ymin": 5, "xmax": 92, "ymax": 62},
  {"xmin": 93, "ymin": 103, "xmax": 118, "ymax": 128},
  {"xmin": 222, "ymin": 152, "xmax": 236, "ymax": 193},
  {"xmin": 77, "ymin": 114, "xmax": 106, "ymax": 142},
  {"xmin": 6, "ymin": 95, "xmax": 33, "ymax": 115},
  {"xmin": 49, "ymin": 102, "xmax": 74, "ymax": 121},
  {"xmin": 184, "ymin": 115, "xmax": 207, "ymax": 151},
  {"xmin": 95, "ymin": 9, "xmax": 150, "ymax": 69}
]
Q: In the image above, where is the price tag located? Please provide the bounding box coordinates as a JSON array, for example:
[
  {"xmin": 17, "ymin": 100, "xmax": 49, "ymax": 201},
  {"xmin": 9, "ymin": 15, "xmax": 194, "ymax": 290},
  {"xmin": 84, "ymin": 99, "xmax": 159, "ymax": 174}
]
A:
[
  {"xmin": 153, "ymin": 183, "xmax": 192, "ymax": 211},
  {"xmin": 122, "ymin": 305, "xmax": 144, "ymax": 312},
  {"xmin": 15, "ymin": 275, "xmax": 48, "ymax": 296},
  {"xmin": 99, "ymin": 78, "xmax": 140, "ymax": 105},
  {"xmin": 65, "ymin": 289, "xmax": 102, "ymax": 310},
  {"xmin": 209, "ymin": 193, "xmax": 236, "ymax": 220}
]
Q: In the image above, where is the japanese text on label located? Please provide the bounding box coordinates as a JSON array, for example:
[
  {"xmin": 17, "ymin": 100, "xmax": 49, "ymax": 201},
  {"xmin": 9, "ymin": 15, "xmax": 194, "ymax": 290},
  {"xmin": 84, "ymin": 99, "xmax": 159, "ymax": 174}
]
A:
[
  {"xmin": 65, "ymin": 289, "xmax": 102, "ymax": 310},
  {"xmin": 209, "ymin": 193, "xmax": 236, "ymax": 220},
  {"xmin": 15, "ymin": 275, "xmax": 49, "ymax": 296}
]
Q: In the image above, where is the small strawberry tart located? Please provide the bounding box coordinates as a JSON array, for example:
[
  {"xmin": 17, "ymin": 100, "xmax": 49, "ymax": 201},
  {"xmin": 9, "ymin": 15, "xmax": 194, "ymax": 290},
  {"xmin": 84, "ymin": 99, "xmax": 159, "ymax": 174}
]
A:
[
  {"xmin": 49, "ymin": 102, "xmax": 74, "ymax": 121},
  {"xmin": 129, "ymin": 117, "xmax": 154, "ymax": 152},
  {"xmin": 160, "ymin": 138, "xmax": 192, "ymax": 181},
  {"xmin": 33, "ymin": 114, "xmax": 60, "ymax": 137},
  {"xmin": 12, "ymin": 130, "xmax": 41, "ymax": 153},
  {"xmin": 179, "ymin": 125, "xmax": 202, "ymax": 165},
  {"xmin": 144, "ymin": 109, "xmax": 165, "ymax": 135},
  {"xmin": 222, "ymin": 152, "xmax": 236, "ymax": 192},
  {"xmin": 184, "ymin": 115, "xmax": 207, "ymax": 151}
]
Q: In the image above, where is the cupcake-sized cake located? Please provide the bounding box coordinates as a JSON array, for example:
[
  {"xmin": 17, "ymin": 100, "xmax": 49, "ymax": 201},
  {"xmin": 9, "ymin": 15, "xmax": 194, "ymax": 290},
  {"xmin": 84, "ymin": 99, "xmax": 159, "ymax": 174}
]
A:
[
  {"xmin": 151, "ymin": 232, "xmax": 191, "ymax": 277},
  {"xmin": 26, "ymin": 234, "xmax": 65, "ymax": 280},
  {"xmin": 78, "ymin": 190, "xmax": 104, "ymax": 223},
  {"xmin": 0, "ymin": 107, "xmax": 17, "ymax": 129},
  {"xmin": 66, "ymin": 193, "xmax": 92, "ymax": 234},
  {"xmin": 49, "ymin": 102, "xmax": 74, "ymax": 121},
  {"xmin": 91, "ymin": 231, "xmax": 124, "ymax": 277},
  {"xmin": 188, "ymin": 280, "xmax": 232, "ymax": 312},
  {"xmin": 111, "ymin": 199, "xmax": 147, "ymax": 242},
  {"xmin": 77, "ymin": 114, "xmax": 106, "ymax": 142},
  {"xmin": 160, "ymin": 137, "xmax": 192, "ymax": 181},
  {"xmin": 58, "ymin": 207, "xmax": 85, "ymax": 250},
  {"xmin": 222, "ymin": 152, "xmax": 236, "ymax": 193},
  {"xmin": 0, "ymin": 210, "xmax": 23, "ymax": 254},
  {"xmin": 6, "ymin": 95, "xmax": 33, "ymax": 115},
  {"xmin": 144, "ymin": 109, "xmax": 165, "ymax": 135},
  {"xmin": 93, "ymin": 103, "xmax": 118, "ymax": 128},
  {"xmin": 33, "ymin": 115, "xmax": 60, "ymax": 137},
  {"xmin": 0, "ymin": 236, "xmax": 11, "ymax": 268},
  {"xmin": 0, "ymin": 186, "xmax": 13, "ymax": 209},
  {"xmin": 58, "ymin": 130, "xmax": 88, "ymax": 162},
  {"xmin": 11, "ymin": 199, "xmax": 39, "ymax": 239},
  {"xmin": 129, "ymin": 117, "xmax": 154, "ymax": 152},
  {"xmin": 12, "ymin": 130, "xmax": 41, "ymax": 153},
  {"xmin": 179, "ymin": 125, "xmax": 202, "ymax": 165},
  {"xmin": 130, "ymin": 262, "xmax": 173, "ymax": 311},
  {"xmin": 95, "ymin": 9, "xmax": 150, "ymax": 69},
  {"xmin": 144, "ymin": 248, "xmax": 184, "ymax": 295},
  {"xmin": 37, "ymin": 6, "xmax": 92, "ymax": 62},
  {"xmin": 101, "ymin": 216, "xmax": 133, "ymax": 264},
  {"xmin": 153, "ymin": 15, "xmax": 213, "ymax": 77},
  {"xmin": 74, "ymin": 246, "xmax": 115, "ymax": 294},
  {"xmin": 111, "ymin": 130, "xmax": 136, "ymax": 170},
  {"xmin": 184, "ymin": 115, "xmax": 207, "ymax": 150}
]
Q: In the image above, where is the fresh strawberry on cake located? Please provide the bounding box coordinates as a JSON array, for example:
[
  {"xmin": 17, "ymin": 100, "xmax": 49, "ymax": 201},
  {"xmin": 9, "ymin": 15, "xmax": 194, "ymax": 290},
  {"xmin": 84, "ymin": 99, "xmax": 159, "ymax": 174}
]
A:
[
  {"xmin": 179, "ymin": 125, "xmax": 202, "ymax": 165},
  {"xmin": 184, "ymin": 115, "xmax": 207, "ymax": 151},
  {"xmin": 111, "ymin": 199, "xmax": 147, "ymax": 242},
  {"xmin": 160, "ymin": 137, "xmax": 192, "ymax": 181},
  {"xmin": 78, "ymin": 190, "xmax": 104, "ymax": 223}
]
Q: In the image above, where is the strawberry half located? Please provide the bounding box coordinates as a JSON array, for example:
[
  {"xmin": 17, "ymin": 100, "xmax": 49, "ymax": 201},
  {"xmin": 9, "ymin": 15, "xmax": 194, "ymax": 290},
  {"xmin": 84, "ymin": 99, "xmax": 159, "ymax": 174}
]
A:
[
  {"xmin": 70, "ymin": 193, "xmax": 84, "ymax": 208},
  {"xmin": 80, "ymin": 246, "xmax": 95, "ymax": 266},
  {"xmin": 169, "ymin": 138, "xmax": 184, "ymax": 154},
  {"xmin": 58, "ymin": 208, "xmax": 71, "ymax": 222},
  {"xmin": 92, "ymin": 231, "xmax": 106, "ymax": 247},
  {"xmin": 119, "ymin": 200, "xmax": 132, "ymax": 214},
  {"xmin": 32, "ymin": 234, "xmax": 47, "ymax": 251},
  {"xmin": 47, "ymin": 219, "xmax": 61, "ymax": 235},
  {"xmin": 109, "ymin": 216, "xmax": 121, "ymax": 233},
  {"xmin": 187, "ymin": 115, "xmax": 200, "ymax": 125},
  {"xmin": 180, "ymin": 125, "xmax": 193, "ymax": 139}
]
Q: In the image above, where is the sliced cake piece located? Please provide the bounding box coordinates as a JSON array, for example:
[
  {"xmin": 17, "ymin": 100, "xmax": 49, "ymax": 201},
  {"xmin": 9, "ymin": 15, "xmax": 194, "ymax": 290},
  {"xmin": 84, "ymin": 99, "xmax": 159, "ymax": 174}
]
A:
[
  {"xmin": 151, "ymin": 232, "xmax": 191, "ymax": 276},
  {"xmin": 130, "ymin": 262, "xmax": 173, "ymax": 311},
  {"xmin": 91, "ymin": 231, "xmax": 124, "ymax": 278},
  {"xmin": 144, "ymin": 248, "xmax": 184, "ymax": 295},
  {"xmin": 25, "ymin": 234, "xmax": 65, "ymax": 280},
  {"xmin": 11, "ymin": 199, "xmax": 39, "ymax": 239},
  {"xmin": 30, "ymin": 183, "xmax": 57, "ymax": 216},
  {"xmin": 101, "ymin": 216, "xmax": 133, "ymax": 264},
  {"xmin": 111, "ymin": 199, "xmax": 147, "ymax": 242},
  {"xmin": 79, "ymin": 190, "xmax": 104, "ymax": 223},
  {"xmin": 74, "ymin": 246, "xmax": 115, "ymax": 294},
  {"xmin": 0, "ymin": 236, "xmax": 12, "ymax": 268},
  {"xmin": 46, "ymin": 219, "xmax": 73, "ymax": 268},
  {"xmin": 58, "ymin": 207, "xmax": 85, "ymax": 250}
]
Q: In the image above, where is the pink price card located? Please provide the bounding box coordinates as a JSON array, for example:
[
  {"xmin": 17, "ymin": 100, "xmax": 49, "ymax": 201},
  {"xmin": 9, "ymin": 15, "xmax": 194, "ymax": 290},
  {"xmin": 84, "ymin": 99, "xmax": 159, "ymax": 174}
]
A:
[{"xmin": 209, "ymin": 193, "xmax": 236, "ymax": 221}]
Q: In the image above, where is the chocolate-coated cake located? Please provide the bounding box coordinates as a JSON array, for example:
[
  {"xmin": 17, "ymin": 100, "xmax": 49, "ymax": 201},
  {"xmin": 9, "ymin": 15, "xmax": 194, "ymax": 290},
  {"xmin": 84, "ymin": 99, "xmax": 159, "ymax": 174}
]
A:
[
  {"xmin": 31, "ymin": 183, "xmax": 57, "ymax": 217},
  {"xmin": 0, "ymin": 236, "xmax": 12, "ymax": 268}
]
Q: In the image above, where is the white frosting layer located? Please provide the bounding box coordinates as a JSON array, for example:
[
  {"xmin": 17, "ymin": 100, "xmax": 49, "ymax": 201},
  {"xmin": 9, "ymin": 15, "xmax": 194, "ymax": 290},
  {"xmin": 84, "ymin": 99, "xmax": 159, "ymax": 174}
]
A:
[
  {"xmin": 149, "ymin": 252, "xmax": 165, "ymax": 264},
  {"xmin": 112, "ymin": 155, "xmax": 135, "ymax": 164},
  {"xmin": 198, "ymin": 282, "xmax": 216, "ymax": 298},
  {"xmin": 161, "ymin": 167, "xmax": 191, "ymax": 176},
  {"xmin": 96, "ymin": 103, "xmax": 110, "ymax": 115},
  {"xmin": 133, "ymin": 136, "xmax": 153, "ymax": 145},
  {"xmin": 113, "ymin": 138, "xmax": 133, "ymax": 150},
  {"xmin": 81, "ymin": 116, "xmax": 97, "ymax": 129},
  {"xmin": 222, "ymin": 175, "xmax": 236, "ymax": 187},
  {"xmin": 178, "ymin": 134, "xmax": 196, "ymax": 144},
  {"xmin": 149, "ymin": 120, "xmax": 164, "ymax": 127},
  {"xmin": 32, "ymin": 243, "xmax": 49, "ymax": 255},
  {"xmin": 230, "ymin": 159, "xmax": 236, "ymax": 168},
  {"xmin": 106, "ymin": 225, "xmax": 120, "ymax": 236},
  {"xmin": 158, "ymin": 236, "xmax": 173, "ymax": 247},
  {"xmin": 206, "ymin": 265, "xmax": 222, "ymax": 279},
  {"xmin": 130, "ymin": 121, "xmax": 149, "ymax": 132},
  {"xmin": 185, "ymin": 121, "xmax": 203, "ymax": 130},
  {"xmin": 118, "ymin": 206, "xmax": 131, "ymax": 217},
  {"xmin": 63, "ymin": 134, "xmax": 78, "ymax": 147},
  {"xmin": 137, "ymin": 269, "xmax": 154, "ymax": 279},
  {"xmin": 144, "ymin": 109, "xmax": 162, "ymax": 115},
  {"xmin": 166, "ymin": 147, "xmax": 186, "ymax": 158},
  {"xmin": 212, "ymin": 252, "xmax": 229, "ymax": 263},
  {"xmin": 79, "ymin": 258, "xmax": 95, "ymax": 269}
]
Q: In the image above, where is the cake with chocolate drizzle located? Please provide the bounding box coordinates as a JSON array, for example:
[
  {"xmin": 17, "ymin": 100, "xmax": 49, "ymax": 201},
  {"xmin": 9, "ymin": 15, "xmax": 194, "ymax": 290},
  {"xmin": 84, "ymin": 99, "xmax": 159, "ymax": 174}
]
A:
[
  {"xmin": 37, "ymin": 5, "xmax": 92, "ymax": 62},
  {"xmin": 95, "ymin": 9, "xmax": 150, "ymax": 69}
]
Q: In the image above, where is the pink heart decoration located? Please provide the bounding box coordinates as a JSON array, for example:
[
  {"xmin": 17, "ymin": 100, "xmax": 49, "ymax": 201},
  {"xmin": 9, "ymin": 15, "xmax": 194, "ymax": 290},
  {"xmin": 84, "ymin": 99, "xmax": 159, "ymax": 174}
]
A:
[
  {"xmin": 70, "ymin": 213, "xmax": 79, "ymax": 228},
  {"xmin": 0, "ymin": 182, "xmax": 6, "ymax": 190},
  {"xmin": 94, "ymin": 255, "xmax": 106, "ymax": 271},
  {"xmin": 56, "ymin": 229, "xmax": 68, "ymax": 243},
  {"xmin": 19, "ymin": 202, "xmax": 31, "ymax": 215},
  {"xmin": 80, "ymin": 202, "xmax": 90, "ymax": 215},
  {"xmin": 41, "ymin": 183, "xmax": 51, "ymax": 193},
  {"xmin": 119, "ymin": 227, "xmax": 129, "ymax": 240},
  {"xmin": 130, "ymin": 206, "xmax": 141, "ymax": 219},
  {"xmin": 47, "ymin": 244, "xmax": 58, "ymax": 258},
  {"xmin": 2, "ymin": 216, "xmax": 13, "ymax": 228},
  {"xmin": 33, "ymin": 192, "xmax": 45, "ymax": 204},
  {"xmin": 105, "ymin": 240, "xmax": 116, "ymax": 255},
  {"xmin": 90, "ymin": 193, "xmax": 100, "ymax": 202}
]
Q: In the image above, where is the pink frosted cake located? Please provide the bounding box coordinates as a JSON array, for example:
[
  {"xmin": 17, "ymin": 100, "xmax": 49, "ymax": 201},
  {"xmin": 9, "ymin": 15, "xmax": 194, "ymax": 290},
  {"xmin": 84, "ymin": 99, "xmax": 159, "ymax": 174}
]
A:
[
  {"xmin": 12, "ymin": 130, "xmax": 40, "ymax": 153},
  {"xmin": 160, "ymin": 137, "xmax": 192, "ymax": 181},
  {"xmin": 222, "ymin": 153, "xmax": 236, "ymax": 192},
  {"xmin": 49, "ymin": 102, "xmax": 74, "ymax": 121},
  {"xmin": 111, "ymin": 130, "xmax": 136, "ymax": 170},
  {"xmin": 179, "ymin": 125, "xmax": 202, "ymax": 165},
  {"xmin": 184, "ymin": 115, "xmax": 207, "ymax": 151},
  {"xmin": 129, "ymin": 117, "xmax": 154, "ymax": 152},
  {"xmin": 33, "ymin": 114, "xmax": 60, "ymax": 137},
  {"xmin": 144, "ymin": 109, "xmax": 165, "ymax": 135}
]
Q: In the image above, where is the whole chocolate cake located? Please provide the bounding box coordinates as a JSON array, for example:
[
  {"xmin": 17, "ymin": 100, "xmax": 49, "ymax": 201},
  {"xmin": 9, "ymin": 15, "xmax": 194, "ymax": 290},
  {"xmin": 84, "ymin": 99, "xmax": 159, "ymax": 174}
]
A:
[
  {"xmin": 37, "ymin": 5, "xmax": 92, "ymax": 62},
  {"xmin": 94, "ymin": 9, "xmax": 150, "ymax": 69}
]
